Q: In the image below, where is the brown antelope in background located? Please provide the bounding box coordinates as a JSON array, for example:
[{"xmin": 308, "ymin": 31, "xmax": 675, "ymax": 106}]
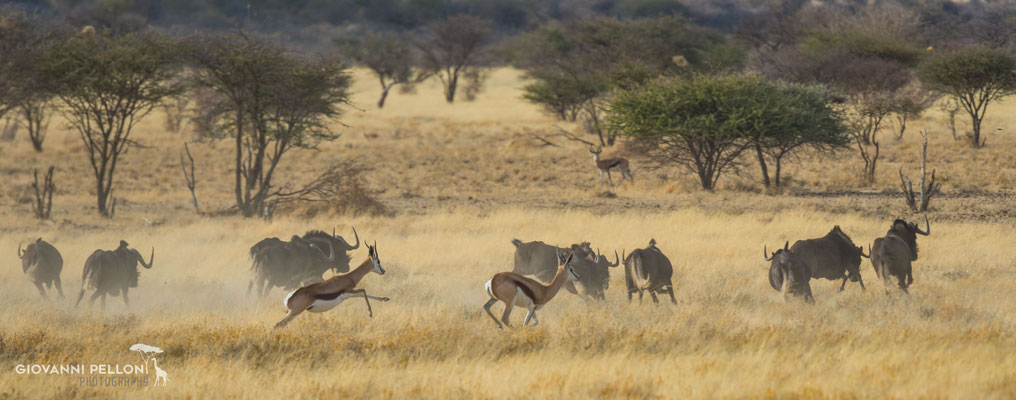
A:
[
  {"xmin": 482, "ymin": 253, "xmax": 578, "ymax": 329},
  {"xmin": 589, "ymin": 146, "xmax": 633, "ymax": 185},
  {"xmin": 274, "ymin": 242, "xmax": 390, "ymax": 329}
]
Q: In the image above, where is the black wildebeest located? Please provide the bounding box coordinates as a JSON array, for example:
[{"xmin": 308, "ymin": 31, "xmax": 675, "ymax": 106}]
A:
[
  {"xmin": 568, "ymin": 248, "xmax": 620, "ymax": 300},
  {"xmin": 790, "ymin": 226, "xmax": 869, "ymax": 292},
  {"xmin": 248, "ymin": 228, "xmax": 359, "ymax": 297},
  {"xmin": 766, "ymin": 241, "xmax": 815, "ymax": 304},
  {"xmin": 622, "ymin": 239, "xmax": 676, "ymax": 304},
  {"xmin": 871, "ymin": 216, "xmax": 930, "ymax": 293},
  {"xmin": 510, "ymin": 239, "xmax": 614, "ymax": 300},
  {"xmin": 18, "ymin": 238, "xmax": 64, "ymax": 299},
  {"xmin": 75, "ymin": 240, "xmax": 154, "ymax": 309}
]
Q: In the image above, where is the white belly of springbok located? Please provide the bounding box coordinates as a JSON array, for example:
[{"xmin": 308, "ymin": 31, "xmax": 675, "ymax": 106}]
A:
[{"xmin": 306, "ymin": 293, "xmax": 361, "ymax": 313}]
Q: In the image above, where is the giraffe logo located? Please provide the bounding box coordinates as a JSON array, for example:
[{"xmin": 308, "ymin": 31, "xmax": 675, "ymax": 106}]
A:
[{"xmin": 129, "ymin": 343, "xmax": 169, "ymax": 387}]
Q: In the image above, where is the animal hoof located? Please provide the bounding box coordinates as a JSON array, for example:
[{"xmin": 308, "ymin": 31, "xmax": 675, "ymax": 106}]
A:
[{"xmin": 380, "ymin": 297, "xmax": 390, "ymax": 302}]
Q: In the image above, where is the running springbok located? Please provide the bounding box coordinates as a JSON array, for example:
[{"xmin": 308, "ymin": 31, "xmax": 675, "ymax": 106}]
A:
[
  {"xmin": 482, "ymin": 253, "xmax": 579, "ymax": 329},
  {"xmin": 589, "ymin": 146, "xmax": 633, "ymax": 185},
  {"xmin": 273, "ymin": 242, "xmax": 390, "ymax": 329}
]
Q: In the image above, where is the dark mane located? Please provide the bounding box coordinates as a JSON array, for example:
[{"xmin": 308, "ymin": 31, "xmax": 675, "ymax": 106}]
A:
[
  {"xmin": 302, "ymin": 230, "xmax": 333, "ymax": 240},
  {"xmin": 888, "ymin": 221, "xmax": 919, "ymax": 256}
]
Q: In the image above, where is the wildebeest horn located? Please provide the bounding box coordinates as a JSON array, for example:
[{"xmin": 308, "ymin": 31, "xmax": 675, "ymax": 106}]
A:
[
  {"xmin": 915, "ymin": 215, "xmax": 930, "ymax": 236},
  {"xmin": 621, "ymin": 249, "xmax": 627, "ymax": 263},
  {"xmin": 860, "ymin": 245, "xmax": 870, "ymax": 259},
  {"xmin": 609, "ymin": 250, "xmax": 620, "ymax": 267},
  {"xmin": 764, "ymin": 245, "xmax": 774, "ymax": 261},
  {"xmin": 334, "ymin": 227, "xmax": 360, "ymax": 250},
  {"xmin": 17, "ymin": 242, "xmax": 23, "ymax": 259},
  {"xmin": 311, "ymin": 241, "xmax": 335, "ymax": 261},
  {"xmin": 594, "ymin": 248, "xmax": 602, "ymax": 263},
  {"xmin": 783, "ymin": 241, "xmax": 789, "ymax": 250},
  {"xmin": 132, "ymin": 247, "xmax": 154, "ymax": 269}
]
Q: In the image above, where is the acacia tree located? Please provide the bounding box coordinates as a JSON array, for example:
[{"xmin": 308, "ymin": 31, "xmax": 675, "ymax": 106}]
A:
[
  {"xmin": 189, "ymin": 33, "xmax": 351, "ymax": 218},
  {"xmin": 752, "ymin": 83, "xmax": 849, "ymax": 188},
  {"xmin": 415, "ymin": 14, "xmax": 491, "ymax": 103},
  {"xmin": 919, "ymin": 46, "xmax": 1016, "ymax": 147},
  {"xmin": 0, "ymin": 8, "xmax": 63, "ymax": 151},
  {"xmin": 43, "ymin": 31, "xmax": 182, "ymax": 216},
  {"xmin": 608, "ymin": 74, "xmax": 767, "ymax": 190},
  {"xmin": 517, "ymin": 16, "xmax": 733, "ymax": 146},
  {"xmin": 337, "ymin": 32, "xmax": 428, "ymax": 108}
]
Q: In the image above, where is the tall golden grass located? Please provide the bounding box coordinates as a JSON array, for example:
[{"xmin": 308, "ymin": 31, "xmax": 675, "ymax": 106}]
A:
[{"xmin": 1, "ymin": 68, "xmax": 1015, "ymax": 398}]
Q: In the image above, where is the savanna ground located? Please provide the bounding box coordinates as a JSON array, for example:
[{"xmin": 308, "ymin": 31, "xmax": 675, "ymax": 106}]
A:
[{"xmin": 0, "ymin": 68, "xmax": 1015, "ymax": 399}]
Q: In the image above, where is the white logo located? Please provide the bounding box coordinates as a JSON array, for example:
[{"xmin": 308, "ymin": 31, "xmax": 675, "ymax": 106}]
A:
[{"xmin": 129, "ymin": 343, "xmax": 169, "ymax": 387}]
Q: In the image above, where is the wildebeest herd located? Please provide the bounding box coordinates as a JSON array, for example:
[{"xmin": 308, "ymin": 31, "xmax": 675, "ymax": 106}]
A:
[{"xmin": 14, "ymin": 216, "xmax": 930, "ymax": 329}]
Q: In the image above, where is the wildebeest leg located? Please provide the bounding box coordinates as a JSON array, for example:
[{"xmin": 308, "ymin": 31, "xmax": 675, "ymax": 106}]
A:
[
  {"xmin": 100, "ymin": 294, "xmax": 107, "ymax": 310},
  {"xmin": 246, "ymin": 280, "xmax": 254, "ymax": 296},
  {"xmin": 33, "ymin": 282, "xmax": 49, "ymax": 300},
  {"xmin": 482, "ymin": 298, "xmax": 503, "ymax": 329},
  {"xmin": 858, "ymin": 275, "xmax": 866, "ymax": 292},
  {"xmin": 627, "ymin": 290, "xmax": 633, "ymax": 303},
  {"xmin": 87, "ymin": 291, "xmax": 102, "ymax": 306},
  {"xmin": 638, "ymin": 290, "xmax": 644, "ymax": 304},
  {"xmin": 666, "ymin": 286, "xmax": 677, "ymax": 304},
  {"xmin": 906, "ymin": 271, "xmax": 913, "ymax": 285},
  {"xmin": 346, "ymin": 288, "xmax": 373, "ymax": 318},
  {"xmin": 838, "ymin": 276, "xmax": 848, "ymax": 292},
  {"xmin": 649, "ymin": 291, "xmax": 659, "ymax": 303},
  {"xmin": 54, "ymin": 278, "xmax": 65, "ymax": 299},
  {"xmin": 75, "ymin": 289, "xmax": 88, "ymax": 308},
  {"xmin": 897, "ymin": 275, "xmax": 909, "ymax": 294},
  {"xmin": 122, "ymin": 288, "xmax": 130, "ymax": 308}
]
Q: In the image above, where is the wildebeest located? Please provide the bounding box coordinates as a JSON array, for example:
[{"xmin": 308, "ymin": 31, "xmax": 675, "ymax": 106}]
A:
[
  {"xmin": 75, "ymin": 240, "xmax": 154, "ymax": 309},
  {"xmin": 18, "ymin": 238, "xmax": 64, "ymax": 299},
  {"xmin": 766, "ymin": 242, "xmax": 814, "ymax": 304},
  {"xmin": 871, "ymin": 216, "xmax": 930, "ymax": 293},
  {"xmin": 248, "ymin": 228, "xmax": 359, "ymax": 297},
  {"xmin": 568, "ymin": 249, "xmax": 620, "ymax": 300},
  {"xmin": 622, "ymin": 239, "xmax": 676, "ymax": 304},
  {"xmin": 510, "ymin": 239, "xmax": 608, "ymax": 299},
  {"xmin": 789, "ymin": 226, "xmax": 869, "ymax": 292}
]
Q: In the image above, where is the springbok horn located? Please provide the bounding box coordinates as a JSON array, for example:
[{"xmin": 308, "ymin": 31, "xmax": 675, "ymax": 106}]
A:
[
  {"xmin": 916, "ymin": 215, "xmax": 930, "ymax": 236},
  {"xmin": 764, "ymin": 245, "xmax": 774, "ymax": 261},
  {"xmin": 609, "ymin": 250, "xmax": 620, "ymax": 267},
  {"xmin": 17, "ymin": 242, "xmax": 23, "ymax": 259}
]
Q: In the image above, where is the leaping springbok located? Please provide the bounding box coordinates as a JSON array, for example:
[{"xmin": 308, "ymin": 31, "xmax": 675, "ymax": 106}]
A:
[
  {"xmin": 482, "ymin": 253, "xmax": 578, "ymax": 329},
  {"xmin": 274, "ymin": 241, "xmax": 390, "ymax": 329},
  {"xmin": 589, "ymin": 146, "xmax": 633, "ymax": 185}
]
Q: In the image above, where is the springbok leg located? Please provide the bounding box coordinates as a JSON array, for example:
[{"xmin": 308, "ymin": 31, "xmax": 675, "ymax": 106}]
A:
[
  {"xmin": 522, "ymin": 308, "xmax": 535, "ymax": 327},
  {"xmin": 500, "ymin": 301, "xmax": 515, "ymax": 328},
  {"xmin": 347, "ymin": 289, "xmax": 373, "ymax": 318},
  {"xmin": 482, "ymin": 298, "xmax": 503, "ymax": 329}
]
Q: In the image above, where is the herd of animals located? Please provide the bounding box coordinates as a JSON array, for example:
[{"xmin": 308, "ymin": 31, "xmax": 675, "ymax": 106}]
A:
[{"xmin": 14, "ymin": 216, "xmax": 930, "ymax": 329}]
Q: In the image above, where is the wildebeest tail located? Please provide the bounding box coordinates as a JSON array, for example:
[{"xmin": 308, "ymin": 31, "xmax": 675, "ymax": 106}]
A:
[{"xmin": 511, "ymin": 239, "xmax": 523, "ymax": 248}]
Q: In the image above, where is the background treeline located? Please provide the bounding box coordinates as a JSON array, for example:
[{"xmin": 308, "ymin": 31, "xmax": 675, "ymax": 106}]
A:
[{"xmin": 4, "ymin": 0, "xmax": 1016, "ymax": 218}]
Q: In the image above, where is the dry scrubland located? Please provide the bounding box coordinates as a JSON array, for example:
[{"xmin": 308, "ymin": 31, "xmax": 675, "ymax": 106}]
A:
[{"xmin": 1, "ymin": 68, "xmax": 1015, "ymax": 398}]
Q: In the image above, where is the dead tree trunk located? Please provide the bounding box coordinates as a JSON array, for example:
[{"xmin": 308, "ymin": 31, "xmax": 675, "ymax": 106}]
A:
[
  {"xmin": 180, "ymin": 142, "xmax": 200, "ymax": 214},
  {"xmin": 900, "ymin": 131, "xmax": 939, "ymax": 212},
  {"xmin": 31, "ymin": 166, "xmax": 55, "ymax": 219}
]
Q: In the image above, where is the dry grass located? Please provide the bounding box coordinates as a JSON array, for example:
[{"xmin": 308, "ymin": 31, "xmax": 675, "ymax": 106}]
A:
[{"xmin": 1, "ymin": 68, "xmax": 1015, "ymax": 398}]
